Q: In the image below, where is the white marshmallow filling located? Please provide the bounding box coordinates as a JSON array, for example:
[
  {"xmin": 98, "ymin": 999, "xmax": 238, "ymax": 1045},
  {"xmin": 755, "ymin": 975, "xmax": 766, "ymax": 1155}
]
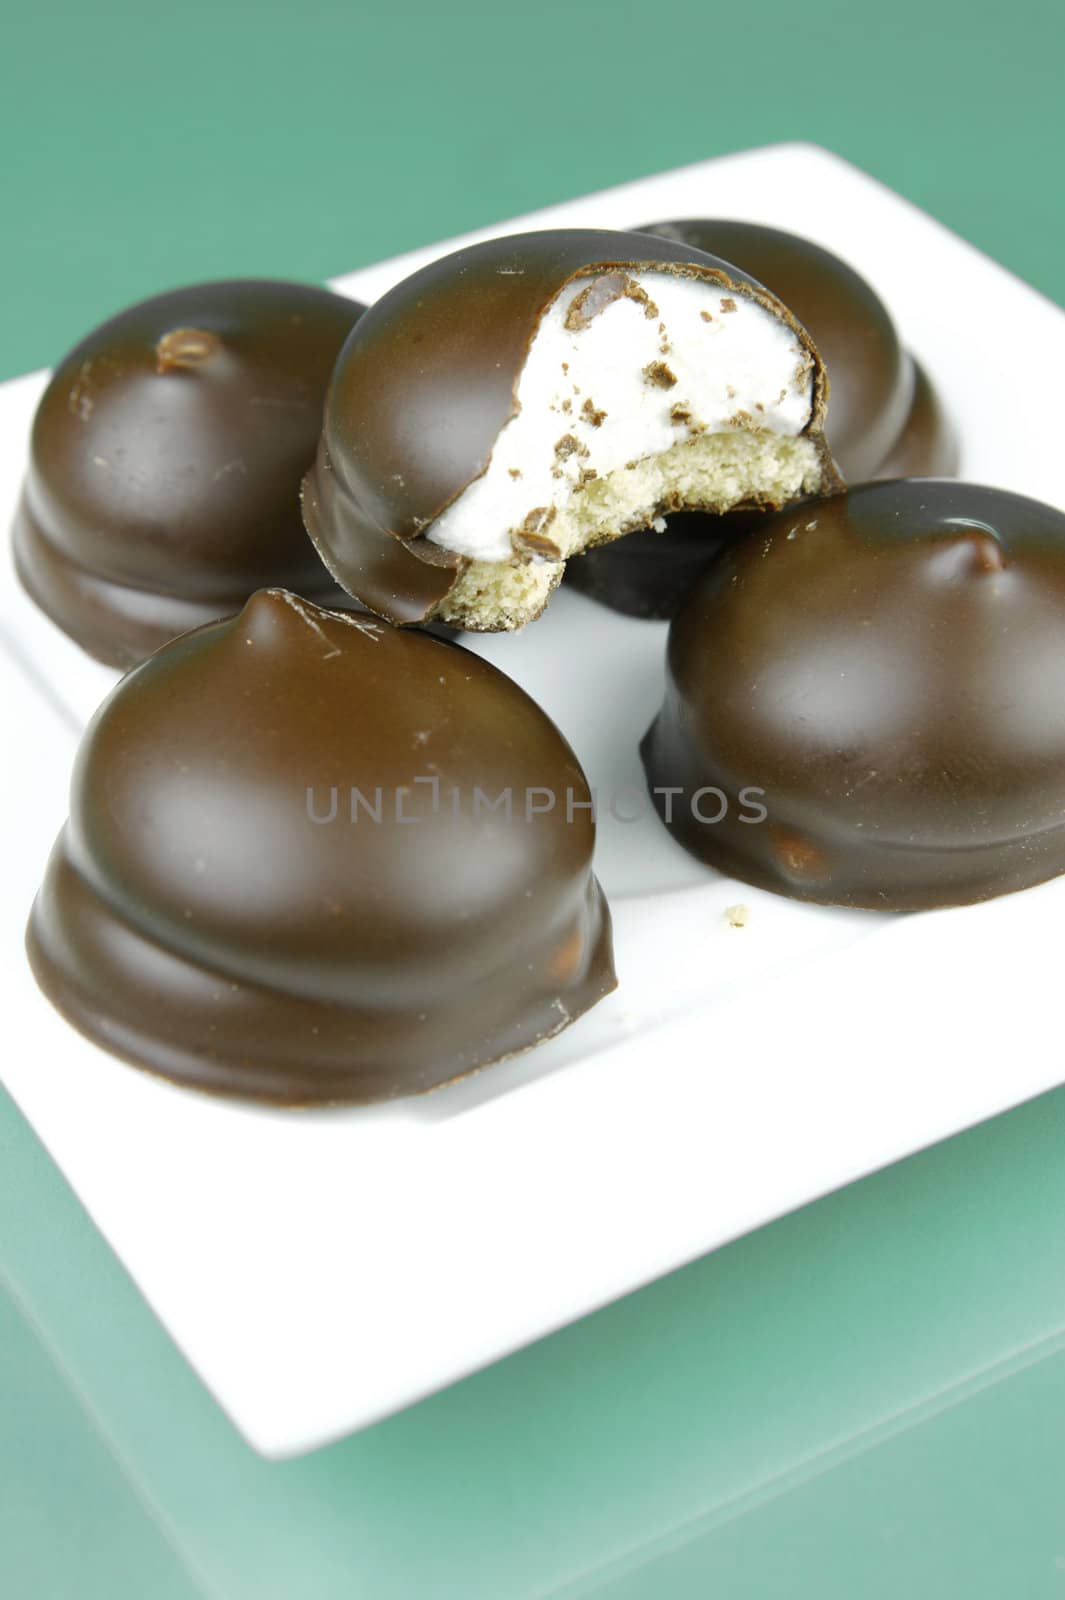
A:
[{"xmin": 423, "ymin": 269, "xmax": 824, "ymax": 628}]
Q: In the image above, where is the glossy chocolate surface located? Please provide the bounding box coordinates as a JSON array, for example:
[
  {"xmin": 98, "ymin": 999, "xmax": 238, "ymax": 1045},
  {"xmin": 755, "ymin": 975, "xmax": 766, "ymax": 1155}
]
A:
[
  {"xmin": 27, "ymin": 590, "xmax": 616, "ymax": 1104},
  {"xmin": 876, "ymin": 358, "xmax": 956, "ymax": 480},
  {"xmin": 642, "ymin": 480, "xmax": 1065, "ymax": 910},
  {"xmin": 568, "ymin": 221, "xmax": 959, "ymax": 619},
  {"xmin": 13, "ymin": 280, "xmax": 366, "ymax": 667},
  {"xmin": 302, "ymin": 228, "xmax": 835, "ymax": 625}
]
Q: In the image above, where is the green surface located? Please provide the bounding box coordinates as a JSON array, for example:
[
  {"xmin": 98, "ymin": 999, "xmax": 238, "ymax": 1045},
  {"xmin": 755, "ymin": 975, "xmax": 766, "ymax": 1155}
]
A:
[
  {"xmin": 4, "ymin": 2, "xmax": 1065, "ymax": 1595},
  {"xmin": 0, "ymin": 1281, "xmax": 201, "ymax": 1600},
  {"xmin": 2, "ymin": 0, "xmax": 1065, "ymax": 382},
  {"xmin": 3, "ymin": 1078, "xmax": 1065, "ymax": 1598},
  {"xmin": 575, "ymin": 1346, "xmax": 1065, "ymax": 1599}
]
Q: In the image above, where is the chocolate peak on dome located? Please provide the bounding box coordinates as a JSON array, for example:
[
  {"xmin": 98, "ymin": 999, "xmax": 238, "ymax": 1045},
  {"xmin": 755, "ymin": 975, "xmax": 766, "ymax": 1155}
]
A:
[
  {"xmin": 27, "ymin": 589, "xmax": 616, "ymax": 1104},
  {"xmin": 13, "ymin": 279, "xmax": 367, "ymax": 668},
  {"xmin": 302, "ymin": 228, "xmax": 842, "ymax": 632},
  {"xmin": 154, "ymin": 326, "xmax": 224, "ymax": 372},
  {"xmin": 641, "ymin": 480, "xmax": 1065, "ymax": 911}
]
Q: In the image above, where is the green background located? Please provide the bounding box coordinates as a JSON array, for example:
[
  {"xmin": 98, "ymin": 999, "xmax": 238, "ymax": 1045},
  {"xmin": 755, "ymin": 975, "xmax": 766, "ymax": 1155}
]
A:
[
  {"xmin": 3, "ymin": 1, "xmax": 1065, "ymax": 1595},
  {"xmin": 2, "ymin": 0, "xmax": 1064, "ymax": 378}
]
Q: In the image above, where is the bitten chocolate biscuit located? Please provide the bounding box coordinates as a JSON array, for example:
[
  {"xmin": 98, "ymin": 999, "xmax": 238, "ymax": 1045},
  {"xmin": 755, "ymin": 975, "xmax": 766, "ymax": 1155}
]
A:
[{"xmin": 303, "ymin": 228, "xmax": 841, "ymax": 631}]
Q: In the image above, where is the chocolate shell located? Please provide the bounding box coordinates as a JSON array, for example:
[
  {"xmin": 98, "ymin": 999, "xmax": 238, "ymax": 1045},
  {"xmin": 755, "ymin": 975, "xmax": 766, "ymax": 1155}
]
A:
[
  {"xmin": 641, "ymin": 480, "xmax": 1065, "ymax": 911},
  {"xmin": 568, "ymin": 221, "xmax": 958, "ymax": 619},
  {"xmin": 27, "ymin": 590, "xmax": 616, "ymax": 1104},
  {"xmin": 303, "ymin": 228, "xmax": 841, "ymax": 630},
  {"xmin": 13, "ymin": 280, "xmax": 366, "ymax": 668}
]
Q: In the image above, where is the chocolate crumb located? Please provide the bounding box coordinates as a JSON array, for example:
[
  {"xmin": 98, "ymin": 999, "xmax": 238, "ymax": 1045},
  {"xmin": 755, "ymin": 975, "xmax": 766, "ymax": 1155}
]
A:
[
  {"xmin": 514, "ymin": 502, "xmax": 556, "ymax": 534},
  {"xmin": 643, "ymin": 361, "xmax": 677, "ymax": 390},
  {"xmin": 511, "ymin": 506, "xmax": 562, "ymax": 560},
  {"xmin": 669, "ymin": 404, "xmax": 692, "ymax": 425},
  {"xmin": 565, "ymin": 272, "xmax": 659, "ymax": 331},
  {"xmin": 577, "ymin": 467, "xmax": 598, "ymax": 488},
  {"xmin": 581, "ymin": 397, "xmax": 607, "ymax": 427},
  {"xmin": 554, "ymin": 433, "xmax": 588, "ymax": 461},
  {"xmin": 514, "ymin": 531, "xmax": 563, "ymax": 559},
  {"xmin": 719, "ymin": 298, "xmax": 738, "ymax": 314}
]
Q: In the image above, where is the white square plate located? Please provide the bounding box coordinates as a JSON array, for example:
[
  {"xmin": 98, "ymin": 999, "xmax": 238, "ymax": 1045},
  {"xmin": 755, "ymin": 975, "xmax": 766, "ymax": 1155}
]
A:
[{"xmin": 3, "ymin": 143, "xmax": 1064, "ymax": 1459}]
